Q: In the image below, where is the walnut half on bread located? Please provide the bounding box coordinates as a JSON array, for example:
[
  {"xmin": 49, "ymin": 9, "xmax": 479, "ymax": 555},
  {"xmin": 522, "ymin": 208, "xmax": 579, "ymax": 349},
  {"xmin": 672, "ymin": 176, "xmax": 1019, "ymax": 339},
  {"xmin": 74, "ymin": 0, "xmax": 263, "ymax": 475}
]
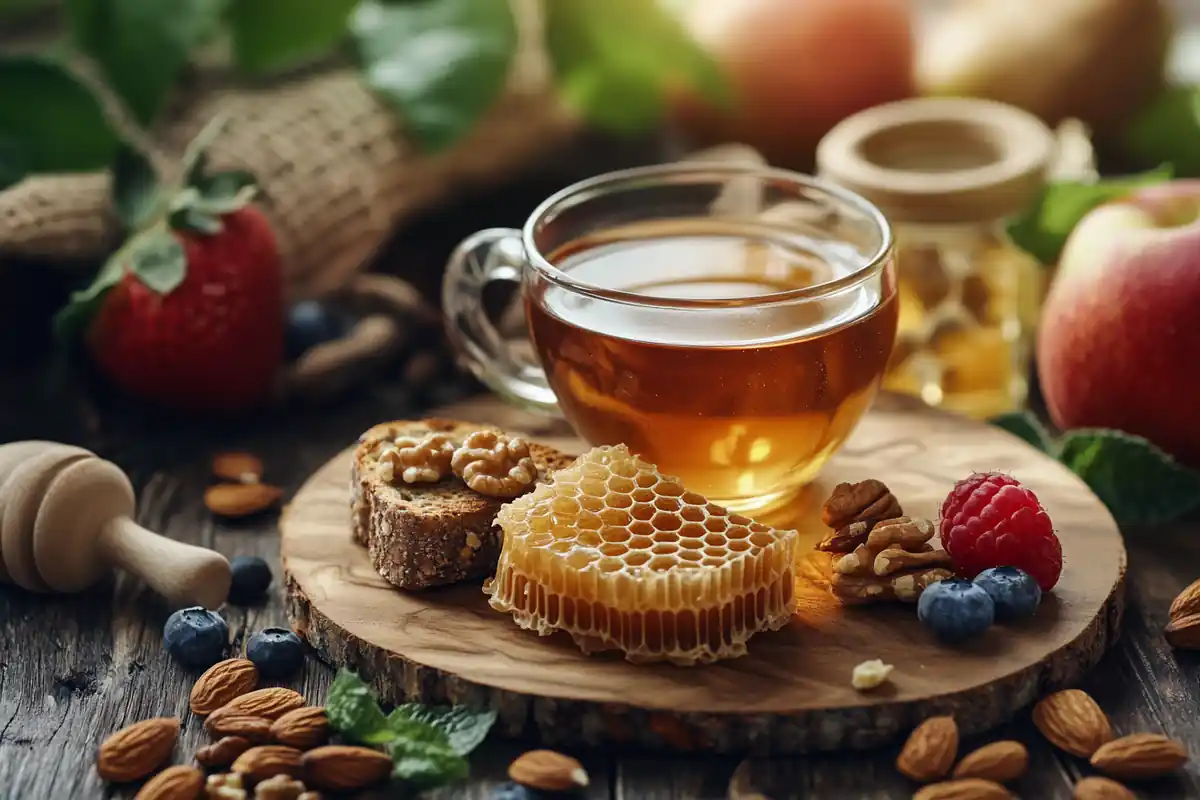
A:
[{"xmin": 351, "ymin": 418, "xmax": 575, "ymax": 590}]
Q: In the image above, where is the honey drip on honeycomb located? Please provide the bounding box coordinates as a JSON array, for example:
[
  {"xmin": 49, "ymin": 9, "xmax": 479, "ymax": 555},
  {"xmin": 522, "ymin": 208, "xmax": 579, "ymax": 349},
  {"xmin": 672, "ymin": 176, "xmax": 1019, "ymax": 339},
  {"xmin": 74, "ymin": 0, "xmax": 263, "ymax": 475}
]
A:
[{"xmin": 487, "ymin": 445, "xmax": 799, "ymax": 666}]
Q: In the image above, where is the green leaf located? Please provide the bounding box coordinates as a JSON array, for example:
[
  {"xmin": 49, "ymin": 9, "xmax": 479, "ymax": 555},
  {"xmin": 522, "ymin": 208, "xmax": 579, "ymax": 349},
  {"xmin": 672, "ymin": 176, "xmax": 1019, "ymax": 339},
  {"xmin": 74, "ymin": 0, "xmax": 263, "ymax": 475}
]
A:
[
  {"xmin": 170, "ymin": 206, "xmax": 223, "ymax": 234},
  {"xmin": 384, "ymin": 717, "xmax": 469, "ymax": 788},
  {"xmin": 326, "ymin": 669, "xmax": 390, "ymax": 743},
  {"xmin": 128, "ymin": 227, "xmax": 186, "ymax": 293},
  {"xmin": 228, "ymin": 0, "xmax": 357, "ymax": 75},
  {"xmin": 544, "ymin": 0, "xmax": 732, "ymax": 135},
  {"xmin": 0, "ymin": 134, "xmax": 29, "ymax": 190},
  {"xmin": 1126, "ymin": 86, "xmax": 1200, "ymax": 178},
  {"xmin": 389, "ymin": 703, "xmax": 496, "ymax": 756},
  {"xmin": 53, "ymin": 254, "xmax": 126, "ymax": 343},
  {"xmin": 0, "ymin": 55, "xmax": 118, "ymax": 172},
  {"xmin": 351, "ymin": 0, "xmax": 518, "ymax": 152},
  {"xmin": 1058, "ymin": 429, "xmax": 1200, "ymax": 525},
  {"xmin": 112, "ymin": 144, "xmax": 162, "ymax": 231},
  {"xmin": 989, "ymin": 411, "xmax": 1053, "ymax": 453},
  {"xmin": 64, "ymin": 0, "xmax": 227, "ymax": 124},
  {"xmin": 1004, "ymin": 166, "xmax": 1173, "ymax": 266}
]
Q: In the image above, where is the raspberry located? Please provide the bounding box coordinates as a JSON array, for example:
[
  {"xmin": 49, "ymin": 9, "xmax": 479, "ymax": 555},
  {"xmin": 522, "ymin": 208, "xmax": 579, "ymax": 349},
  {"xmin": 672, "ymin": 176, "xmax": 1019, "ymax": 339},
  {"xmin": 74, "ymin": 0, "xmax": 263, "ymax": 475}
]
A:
[{"xmin": 939, "ymin": 472, "xmax": 1063, "ymax": 591}]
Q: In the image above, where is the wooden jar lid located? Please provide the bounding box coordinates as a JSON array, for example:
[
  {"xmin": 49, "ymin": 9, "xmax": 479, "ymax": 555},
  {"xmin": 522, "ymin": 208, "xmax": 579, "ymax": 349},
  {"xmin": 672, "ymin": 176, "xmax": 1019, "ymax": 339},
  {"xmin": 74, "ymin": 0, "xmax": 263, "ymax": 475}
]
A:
[{"xmin": 816, "ymin": 98, "xmax": 1056, "ymax": 224}]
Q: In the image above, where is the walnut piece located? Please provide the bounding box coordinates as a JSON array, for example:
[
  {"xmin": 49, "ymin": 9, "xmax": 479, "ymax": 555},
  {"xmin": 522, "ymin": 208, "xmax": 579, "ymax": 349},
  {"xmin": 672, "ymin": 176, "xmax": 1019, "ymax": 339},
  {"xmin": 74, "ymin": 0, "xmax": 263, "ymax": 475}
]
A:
[
  {"xmin": 873, "ymin": 546, "xmax": 952, "ymax": 577},
  {"xmin": 821, "ymin": 479, "xmax": 903, "ymax": 530},
  {"xmin": 831, "ymin": 517, "xmax": 943, "ymax": 578},
  {"xmin": 378, "ymin": 433, "xmax": 456, "ymax": 484},
  {"xmin": 206, "ymin": 773, "xmax": 247, "ymax": 800},
  {"xmin": 254, "ymin": 774, "xmax": 309, "ymax": 800},
  {"xmin": 832, "ymin": 566, "xmax": 953, "ymax": 605},
  {"xmin": 451, "ymin": 430, "xmax": 537, "ymax": 498},
  {"xmin": 851, "ymin": 659, "xmax": 894, "ymax": 690},
  {"xmin": 867, "ymin": 516, "xmax": 935, "ymax": 552},
  {"xmin": 818, "ymin": 520, "xmax": 871, "ymax": 554}
]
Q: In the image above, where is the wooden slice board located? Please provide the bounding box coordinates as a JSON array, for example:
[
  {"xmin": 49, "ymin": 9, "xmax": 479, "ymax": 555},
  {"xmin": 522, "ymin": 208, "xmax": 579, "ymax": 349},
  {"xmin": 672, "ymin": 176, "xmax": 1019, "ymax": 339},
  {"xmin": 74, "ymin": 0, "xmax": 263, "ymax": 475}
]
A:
[{"xmin": 283, "ymin": 393, "xmax": 1125, "ymax": 754}]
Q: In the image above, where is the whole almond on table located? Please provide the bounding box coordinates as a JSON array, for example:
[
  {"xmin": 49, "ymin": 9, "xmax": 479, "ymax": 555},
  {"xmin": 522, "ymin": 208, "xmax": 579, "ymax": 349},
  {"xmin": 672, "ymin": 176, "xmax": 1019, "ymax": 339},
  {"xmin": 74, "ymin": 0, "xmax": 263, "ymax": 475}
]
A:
[
  {"xmin": 1164, "ymin": 612, "xmax": 1200, "ymax": 650},
  {"xmin": 206, "ymin": 715, "xmax": 273, "ymax": 743},
  {"xmin": 301, "ymin": 745, "xmax": 392, "ymax": 790},
  {"xmin": 191, "ymin": 658, "xmax": 259, "ymax": 715},
  {"xmin": 213, "ymin": 452, "xmax": 264, "ymax": 484},
  {"xmin": 1169, "ymin": 577, "xmax": 1200, "ymax": 619},
  {"xmin": 1074, "ymin": 776, "xmax": 1136, "ymax": 800},
  {"xmin": 196, "ymin": 736, "xmax": 254, "ymax": 769},
  {"xmin": 269, "ymin": 706, "xmax": 329, "ymax": 750},
  {"xmin": 509, "ymin": 749, "xmax": 590, "ymax": 792},
  {"xmin": 96, "ymin": 716, "xmax": 181, "ymax": 782},
  {"xmin": 134, "ymin": 764, "xmax": 204, "ymax": 800},
  {"xmin": 896, "ymin": 716, "xmax": 959, "ymax": 783},
  {"xmin": 1089, "ymin": 733, "xmax": 1189, "ymax": 779},
  {"xmin": 231, "ymin": 745, "xmax": 303, "ymax": 783},
  {"xmin": 951, "ymin": 740, "xmax": 1029, "ymax": 783},
  {"xmin": 912, "ymin": 778, "xmax": 1011, "ymax": 800},
  {"xmin": 1032, "ymin": 689, "xmax": 1113, "ymax": 758},
  {"xmin": 209, "ymin": 688, "xmax": 305, "ymax": 723}
]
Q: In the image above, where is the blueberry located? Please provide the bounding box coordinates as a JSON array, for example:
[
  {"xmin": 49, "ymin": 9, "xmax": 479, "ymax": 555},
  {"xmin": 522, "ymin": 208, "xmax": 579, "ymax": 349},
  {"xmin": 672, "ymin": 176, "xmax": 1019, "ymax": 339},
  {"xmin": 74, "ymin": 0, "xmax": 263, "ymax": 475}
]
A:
[
  {"xmin": 917, "ymin": 579, "xmax": 995, "ymax": 643},
  {"xmin": 164, "ymin": 607, "xmax": 228, "ymax": 670},
  {"xmin": 227, "ymin": 556, "xmax": 273, "ymax": 606},
  {"xmin": 973, "ymin": 567, "xmax": 1042, "ymax": 622},
  {"xmin": 246, "ymin": 627, "xmax": 306, "ymax": 679},
  {"xmin": 285, "ymin": 300, "xmax": 351, "ymax": 360},
  {"xmin": 490, "ymin": 783, "xmax": 549, "ymax": 799}
]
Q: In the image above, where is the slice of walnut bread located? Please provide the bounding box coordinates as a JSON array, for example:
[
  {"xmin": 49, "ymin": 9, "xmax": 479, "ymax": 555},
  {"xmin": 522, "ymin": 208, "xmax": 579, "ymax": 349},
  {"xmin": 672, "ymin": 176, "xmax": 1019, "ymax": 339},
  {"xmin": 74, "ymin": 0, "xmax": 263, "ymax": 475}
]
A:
[{"xmin": 351, "ymin": 418, "xmax": 575, "ymax": 590}]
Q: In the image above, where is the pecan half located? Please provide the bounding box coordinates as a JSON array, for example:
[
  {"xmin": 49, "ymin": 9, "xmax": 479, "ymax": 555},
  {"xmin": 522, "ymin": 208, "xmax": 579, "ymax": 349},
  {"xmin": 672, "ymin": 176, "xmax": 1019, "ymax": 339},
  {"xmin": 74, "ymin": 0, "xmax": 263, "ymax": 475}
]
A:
[
  {"xmin": 817, "ymin": 520, "xmax": 871, "ymax": 554},
  {"xmin": 451, "ymin": 431, "xmax": 537, "ymax": 498},
  {"xmin": 821, "ymin": 479, "xmax": 903, "ymax": 530}
]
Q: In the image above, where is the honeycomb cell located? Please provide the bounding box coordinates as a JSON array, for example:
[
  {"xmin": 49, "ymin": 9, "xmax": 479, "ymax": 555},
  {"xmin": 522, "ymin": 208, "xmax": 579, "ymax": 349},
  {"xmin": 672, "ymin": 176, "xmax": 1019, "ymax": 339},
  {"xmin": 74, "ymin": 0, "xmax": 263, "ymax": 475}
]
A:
[
  {"xmin": 488, "ymin": 444, "xmax": 800, "ymax": 666},
  {"xmin": 651, "ymin": 512, "xmax": 682, "ymax": 532}
]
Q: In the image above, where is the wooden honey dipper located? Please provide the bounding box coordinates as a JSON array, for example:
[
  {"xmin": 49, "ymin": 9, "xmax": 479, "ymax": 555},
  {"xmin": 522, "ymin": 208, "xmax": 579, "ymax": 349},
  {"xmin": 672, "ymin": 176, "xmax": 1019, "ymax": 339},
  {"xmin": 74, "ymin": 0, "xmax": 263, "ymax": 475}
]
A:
[{"xmin": 0, "ymin": 441, "xmax": 231, "ymax": 609}]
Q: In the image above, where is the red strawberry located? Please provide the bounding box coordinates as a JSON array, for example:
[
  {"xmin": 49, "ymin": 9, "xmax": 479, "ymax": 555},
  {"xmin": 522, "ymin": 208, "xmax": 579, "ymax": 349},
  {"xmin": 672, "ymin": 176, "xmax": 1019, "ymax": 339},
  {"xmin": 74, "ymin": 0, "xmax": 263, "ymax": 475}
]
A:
[{"xmin": 56, "ymin": 121, "xmax": 284, "ymax": 412}]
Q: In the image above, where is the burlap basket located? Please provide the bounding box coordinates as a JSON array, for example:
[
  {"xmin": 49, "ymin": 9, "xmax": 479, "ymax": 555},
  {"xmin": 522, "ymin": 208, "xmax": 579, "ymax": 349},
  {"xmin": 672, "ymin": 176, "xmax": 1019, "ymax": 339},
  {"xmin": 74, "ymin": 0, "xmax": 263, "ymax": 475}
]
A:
[{"xmin": 0, "ymin": 0, "xmax": 578, "ymax": 301}]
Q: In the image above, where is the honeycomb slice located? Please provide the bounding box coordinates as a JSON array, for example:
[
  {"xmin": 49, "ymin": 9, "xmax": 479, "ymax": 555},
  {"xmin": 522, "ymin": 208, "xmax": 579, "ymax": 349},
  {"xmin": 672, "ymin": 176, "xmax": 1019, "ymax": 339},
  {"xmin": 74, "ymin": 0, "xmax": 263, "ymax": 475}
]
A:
[{"xmin": 487, "ymin": 444, "xmax": 799, "ymax": 666}]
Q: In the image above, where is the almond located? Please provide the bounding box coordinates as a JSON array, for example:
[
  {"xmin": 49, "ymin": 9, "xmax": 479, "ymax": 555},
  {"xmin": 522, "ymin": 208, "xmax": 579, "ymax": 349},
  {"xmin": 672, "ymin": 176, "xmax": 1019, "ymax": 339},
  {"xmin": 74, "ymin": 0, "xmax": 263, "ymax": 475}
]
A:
[
  {"xmin": 1164, "ymin": 612, "xmax": 1200, "ymax": 650},
  {"xmin": 1169, "ymin": 577, "xmax": 1200, "ymax": 619},
  {"xmin": 212, "ymin": 452, "xmax": 264, "ymax": 484},
  {"xmin": 1089, "ymin": 733, "xmax": 1189, "ymax": 779},
  {"xmin": 190, "ymin": 659, "xmax": 259, "ymax": 715},
  {"xmin": 1032, "ymin": 689, "xmax": 1112, "ymax": 757},
  {"xmin": 951, "ymin": 740, "xmax": 1028, "ymax": 783},
  {"xmin": 231, "ymin": 745, "xmax": 303, "ymax": 784},
  {"xmin": 209, "ymin": 687, "xmax": 304, "ymax": 723},
  {"xmin": 134, "ymin": 765, "xmax": 204, "ymax": 800},
  {"xmin": 195, "ymin": 736, "xmax": 253, "ymax": 768},
  {"xmin": 301, "ymin": 745, "xmax": 393, "ymax": 790},
  {"xmin": 96, "ymin": 717, "xmax": 181, "ymax": 782},
  {"xmin": 509, "ymin": 750, "xmax": 589, "ymax": 792},
  {"xmin": 896, "ymin": 716, "xmax": 959, "ymax": 783},
  {"xmin": 1074, "ymin": 776, "xmax": 1136, "ymax": 800},
  {"xmin": 205, "ymin": 715, "xmax": 273, "ymax": 743},
  {"xmin": 270, "ymin": 706, "xmax": 329, "ymax": 750},
  {"xmin": 204, "ymin": 483, "xmax": 282, "ymax": 518},
  {"xmin": 913, "ymin": 778, "xmax": 1011, "ymax": 799}
]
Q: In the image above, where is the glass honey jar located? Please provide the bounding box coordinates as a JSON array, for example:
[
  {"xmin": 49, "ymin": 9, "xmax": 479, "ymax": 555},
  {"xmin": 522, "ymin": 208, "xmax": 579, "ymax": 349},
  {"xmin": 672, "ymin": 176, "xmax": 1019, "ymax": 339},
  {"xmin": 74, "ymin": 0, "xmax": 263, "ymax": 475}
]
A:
[{"xmin": 817, "ymin": 98, "xmax": 1056, "ymax": 419}]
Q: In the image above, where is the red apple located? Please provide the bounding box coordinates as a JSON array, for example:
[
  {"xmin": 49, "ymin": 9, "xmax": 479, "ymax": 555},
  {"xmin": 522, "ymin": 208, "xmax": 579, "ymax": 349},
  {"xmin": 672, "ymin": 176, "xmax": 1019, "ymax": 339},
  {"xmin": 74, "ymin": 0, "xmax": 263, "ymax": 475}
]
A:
[
  {"xmin": 672, "ymin": 0, "xmax": 915, "ymax": 169},
  {"xmin": 1038, "ymin": 182, "xmax": 1200, "ymax": 464}
]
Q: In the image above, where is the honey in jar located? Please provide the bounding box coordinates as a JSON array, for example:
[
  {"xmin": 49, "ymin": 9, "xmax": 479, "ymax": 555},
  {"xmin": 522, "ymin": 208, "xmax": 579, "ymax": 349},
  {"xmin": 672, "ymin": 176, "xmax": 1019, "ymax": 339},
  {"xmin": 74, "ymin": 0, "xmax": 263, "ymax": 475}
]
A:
[{"xmin": 817, "ymin": 98, "xmax": 1056, "ymax": 418}]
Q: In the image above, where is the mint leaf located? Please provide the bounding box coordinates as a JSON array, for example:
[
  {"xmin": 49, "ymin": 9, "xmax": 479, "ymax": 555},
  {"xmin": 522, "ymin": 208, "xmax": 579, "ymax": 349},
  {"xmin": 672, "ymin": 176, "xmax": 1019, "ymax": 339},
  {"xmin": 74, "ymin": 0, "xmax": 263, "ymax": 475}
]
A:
[
  {"xmin": 1058, "ymin": 429, "xmax": 1200, "ymax": 525},
  {"xmin": 990, "ymin": 411, "xmax": 1053, "ymax": 453},
  {"xmin": 326, "ymin": 669, "xmax": 390, "ymax": 743},
  {"xmin": 128, "ymin": 227, "xmax": 186, "ymax": 294},
  {"xmin": 545, "ymin": 0, "xmax": 732, "ymax": 134},
  {"xmin": 389, "ymin": 703, "xmax": 496, "ymax": 756},
  {"xmin": 229, "ymin": 0, "xmax": 357, "ymax": 75},
  {"xmin": 112, "ymin": 144, "xmax": 162, "ymax": 231},
  {"xmin": 64, "ymin": 0, "xmax": 226, "ymax": 124},
  {"xmin": 0, "ymin": 55, "xmax": 118, "ymax": 172},
  {"xmin": 385, "ymin": 716, "xmax": 469, "ymax": 788},
  {"xmin": 352, "ymin": 0, "xmax": 518, "ymax": 152},
  {"xmin": 1126, "ymin": 86, "xmax": 1200, "ymax": 179},
  {"xmin": 1004, "ymin": 166, "xmax": 1172, "ymax": 266}
]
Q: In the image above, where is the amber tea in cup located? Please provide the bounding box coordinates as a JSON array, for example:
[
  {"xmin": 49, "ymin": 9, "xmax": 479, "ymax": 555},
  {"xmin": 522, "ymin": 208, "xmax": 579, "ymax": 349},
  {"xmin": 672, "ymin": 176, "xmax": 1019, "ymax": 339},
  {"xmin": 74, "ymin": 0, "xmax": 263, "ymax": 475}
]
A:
[{"xmin": 444, "ymin": 164, "xmax": 896, "ymax": 513}]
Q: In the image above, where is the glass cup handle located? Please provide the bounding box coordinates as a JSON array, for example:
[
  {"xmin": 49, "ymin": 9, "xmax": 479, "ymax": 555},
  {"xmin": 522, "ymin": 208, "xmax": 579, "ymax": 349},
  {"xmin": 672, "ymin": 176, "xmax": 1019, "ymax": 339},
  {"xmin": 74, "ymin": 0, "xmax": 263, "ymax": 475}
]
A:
[{"xmin": 442, "ymin": 227, "xmax": 560, "ymax": 415}]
